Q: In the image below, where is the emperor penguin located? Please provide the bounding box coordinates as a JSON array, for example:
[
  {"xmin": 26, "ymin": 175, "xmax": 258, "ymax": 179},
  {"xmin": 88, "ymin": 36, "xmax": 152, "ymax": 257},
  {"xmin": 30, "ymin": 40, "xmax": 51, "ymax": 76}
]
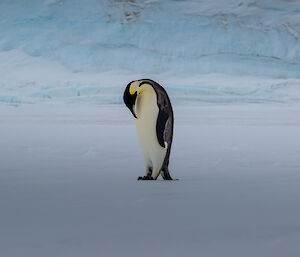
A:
[{"xmin": 123, "ymin": 79, "xmax": 174, "ymax": 180}]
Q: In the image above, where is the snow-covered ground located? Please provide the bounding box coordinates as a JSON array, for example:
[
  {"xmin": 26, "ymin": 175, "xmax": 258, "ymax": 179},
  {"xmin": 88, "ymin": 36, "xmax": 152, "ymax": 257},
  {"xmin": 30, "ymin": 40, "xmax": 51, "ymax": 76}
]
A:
[
  {"xmin": 1, "ymin": 0, "xmax": 300, "ymax": 256},
  {"xmin": 1, "ymin": 103, "xmax": 300, "ymax": 257}
]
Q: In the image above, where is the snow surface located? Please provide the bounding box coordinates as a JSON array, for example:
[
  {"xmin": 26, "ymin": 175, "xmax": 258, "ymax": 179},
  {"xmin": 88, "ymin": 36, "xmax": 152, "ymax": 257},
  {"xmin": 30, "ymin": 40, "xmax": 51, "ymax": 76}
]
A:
[
  {"xmin": 1, "ymin": 104, "xmax": 300, "ymax": 257},
  {"xmin": 1, "ymin": 48, "xmax": 300, "ymax": 105},
  {"xmin": 1, "ymin": 1, "xmax": 300, "ymax": 256}
]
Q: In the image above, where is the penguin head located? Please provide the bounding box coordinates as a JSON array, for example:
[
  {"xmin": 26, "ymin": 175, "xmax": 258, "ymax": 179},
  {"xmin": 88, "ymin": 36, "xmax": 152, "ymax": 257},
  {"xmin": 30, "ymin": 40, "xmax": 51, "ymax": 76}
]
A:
[
  {"xmin": 123, "ymin": 81, "xmax": 138, "ymax": 118},
  {"xmin": 123, "ymin": 80, "xmax": 153, "ymax": 119}
]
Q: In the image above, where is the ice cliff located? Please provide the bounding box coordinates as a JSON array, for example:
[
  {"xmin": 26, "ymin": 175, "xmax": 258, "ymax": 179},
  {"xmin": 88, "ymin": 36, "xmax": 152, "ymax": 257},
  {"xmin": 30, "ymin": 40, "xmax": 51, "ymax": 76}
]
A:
[{"xmin": 0, "ymin": 0, "xmax": 299, "ymax": 104}]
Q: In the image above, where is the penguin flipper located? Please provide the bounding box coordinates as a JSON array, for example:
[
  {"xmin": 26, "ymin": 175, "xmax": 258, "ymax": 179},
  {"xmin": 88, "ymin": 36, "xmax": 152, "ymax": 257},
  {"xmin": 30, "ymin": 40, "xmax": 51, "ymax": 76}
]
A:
[{"xmin": 156, "ymin": 108, "xmax": 169, "ymax": 148}]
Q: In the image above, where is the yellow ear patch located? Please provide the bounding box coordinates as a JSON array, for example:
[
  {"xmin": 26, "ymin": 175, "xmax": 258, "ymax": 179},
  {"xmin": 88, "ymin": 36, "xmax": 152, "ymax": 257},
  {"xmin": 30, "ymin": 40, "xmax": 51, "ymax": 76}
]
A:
[{"xmin": 129, "ymin": 89, "xmax": 135, "ymax": 95}]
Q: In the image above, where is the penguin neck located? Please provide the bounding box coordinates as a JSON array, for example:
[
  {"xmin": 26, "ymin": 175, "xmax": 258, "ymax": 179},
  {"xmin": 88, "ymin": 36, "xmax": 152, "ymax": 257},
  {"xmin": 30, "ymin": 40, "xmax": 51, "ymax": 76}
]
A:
[{"xmin": 135, "ymin": 86, "xmax": 158, "ymax": 120}]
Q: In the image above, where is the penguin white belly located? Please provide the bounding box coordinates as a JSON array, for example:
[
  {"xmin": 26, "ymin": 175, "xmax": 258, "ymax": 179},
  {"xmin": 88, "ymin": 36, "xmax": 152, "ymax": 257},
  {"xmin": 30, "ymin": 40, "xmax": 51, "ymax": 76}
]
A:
[{"xmin": 135, "ymin": 89, "xmax": 166, "ymax": 173}]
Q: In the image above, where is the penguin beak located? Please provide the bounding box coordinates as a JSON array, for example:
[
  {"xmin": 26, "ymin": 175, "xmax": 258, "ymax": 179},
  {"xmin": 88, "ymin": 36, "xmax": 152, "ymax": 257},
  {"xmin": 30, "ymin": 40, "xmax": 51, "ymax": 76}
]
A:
[{"xmin": 123, "ymin": 83, "xmax": 138, "ymax": 119}]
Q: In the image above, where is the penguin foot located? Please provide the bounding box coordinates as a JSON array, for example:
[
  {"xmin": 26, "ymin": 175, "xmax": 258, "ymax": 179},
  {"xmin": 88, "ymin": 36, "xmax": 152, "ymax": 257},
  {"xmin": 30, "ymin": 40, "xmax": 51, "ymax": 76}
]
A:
[{"xmin": 137, "ymin": 175, "xmax": 154, "ymax": 180}]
